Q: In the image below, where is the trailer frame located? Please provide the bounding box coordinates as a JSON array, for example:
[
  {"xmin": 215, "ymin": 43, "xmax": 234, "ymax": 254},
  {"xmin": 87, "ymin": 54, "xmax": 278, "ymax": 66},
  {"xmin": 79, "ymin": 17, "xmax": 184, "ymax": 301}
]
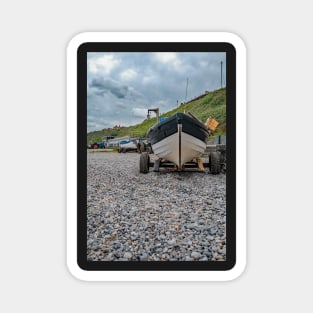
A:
[{"xmin": 139, "ymin": 145, "xmax": 226, "ymax": 174}]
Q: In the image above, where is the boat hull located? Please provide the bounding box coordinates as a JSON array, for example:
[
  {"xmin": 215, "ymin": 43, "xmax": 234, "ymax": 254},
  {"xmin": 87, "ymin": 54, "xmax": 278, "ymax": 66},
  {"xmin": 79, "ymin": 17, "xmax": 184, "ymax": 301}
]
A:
[
  {"xmin": 147, "ymin": 113, "xmax": 209, "ymax": 169},
  {"xmin": 119, "ymin": 141, "xmax": 137, "ymax": 149}
]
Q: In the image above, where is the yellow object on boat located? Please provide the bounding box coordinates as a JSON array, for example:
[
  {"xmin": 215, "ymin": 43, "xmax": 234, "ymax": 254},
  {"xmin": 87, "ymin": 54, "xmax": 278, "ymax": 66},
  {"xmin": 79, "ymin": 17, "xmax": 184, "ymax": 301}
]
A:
[{"xmin": 205, "ymin": 117, "xmax": 219, "ymax": 131}]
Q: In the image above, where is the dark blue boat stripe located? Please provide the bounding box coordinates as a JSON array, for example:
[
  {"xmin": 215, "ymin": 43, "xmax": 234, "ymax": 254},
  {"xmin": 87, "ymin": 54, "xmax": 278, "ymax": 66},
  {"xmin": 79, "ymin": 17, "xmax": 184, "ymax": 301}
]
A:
[{"xmin": 148, "ymin": 113, "xmax": 209, "ymax": 145}]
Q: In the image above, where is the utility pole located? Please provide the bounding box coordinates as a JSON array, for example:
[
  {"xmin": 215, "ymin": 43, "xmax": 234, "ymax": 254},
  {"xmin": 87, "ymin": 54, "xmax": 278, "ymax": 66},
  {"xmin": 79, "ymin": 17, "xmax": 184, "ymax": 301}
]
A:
[
  {"xmin": 220, "ymin": 61, "xmax": 223, "ymax": 88},
  {"xmin": 185, "ymin": 77, "xmax": 188, "ymax": 102}
]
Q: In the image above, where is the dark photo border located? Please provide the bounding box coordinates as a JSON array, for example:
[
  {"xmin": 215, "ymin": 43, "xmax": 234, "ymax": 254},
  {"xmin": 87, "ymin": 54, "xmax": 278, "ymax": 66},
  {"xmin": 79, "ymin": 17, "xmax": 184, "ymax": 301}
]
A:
[{"xmin": 77, "ymin": 42, "xmax": 236, "ymax": 271}]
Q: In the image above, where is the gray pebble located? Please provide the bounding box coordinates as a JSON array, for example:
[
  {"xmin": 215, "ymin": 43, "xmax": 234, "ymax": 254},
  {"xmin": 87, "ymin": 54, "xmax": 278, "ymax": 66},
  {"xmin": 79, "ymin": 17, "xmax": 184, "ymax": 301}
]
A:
[
  {"xmin": 167, "ymin": 239, "xmax": 176, "ymax": 246},
  {"xmin": 123, "ymin": 252, "xmax": 132, "ymax": 260},
  {"xmin": 191, "ymin": 252, "xmax": 201, "ymax": 260},
  {"xmin": 139, "ymin": 253, "xmax": 149, "ymax": 261}
]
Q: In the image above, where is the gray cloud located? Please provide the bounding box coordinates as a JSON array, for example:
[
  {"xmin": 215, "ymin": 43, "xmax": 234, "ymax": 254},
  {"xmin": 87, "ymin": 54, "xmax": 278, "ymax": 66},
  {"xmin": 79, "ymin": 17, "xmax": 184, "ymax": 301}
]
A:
[{"xmin": 90, "ymin": 78, "xmax": 129, "ymax": 99}]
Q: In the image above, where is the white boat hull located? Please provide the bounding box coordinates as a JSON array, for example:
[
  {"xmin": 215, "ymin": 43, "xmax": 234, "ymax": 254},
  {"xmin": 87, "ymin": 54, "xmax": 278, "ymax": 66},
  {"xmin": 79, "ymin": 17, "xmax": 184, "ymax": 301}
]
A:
[
  {"xmin": 119, "ymin": 142, "xmax": 137, "ymax": 149},
  {"xmin": 152, "ymin": 124, "xmax": 206, "ymax": 168}
]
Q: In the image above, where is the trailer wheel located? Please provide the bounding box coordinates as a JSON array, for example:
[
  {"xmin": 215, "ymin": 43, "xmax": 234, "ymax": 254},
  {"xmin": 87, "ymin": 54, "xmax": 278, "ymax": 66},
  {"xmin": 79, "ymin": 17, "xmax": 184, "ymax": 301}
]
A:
[
  {"xmin": 140, "ymin": 152, "xmax": 150, "ymax": 173},
  {"xmin": 209, "ymin": 152, "xmax": 221, "ymax": 174}
]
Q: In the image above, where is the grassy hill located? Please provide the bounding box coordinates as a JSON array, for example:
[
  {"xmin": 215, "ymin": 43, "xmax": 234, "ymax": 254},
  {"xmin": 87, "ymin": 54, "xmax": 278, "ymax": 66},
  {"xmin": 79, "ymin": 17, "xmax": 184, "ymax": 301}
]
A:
[{"xmin": 87, "ymin": 87, "xmax": 226, "ymax": 144}]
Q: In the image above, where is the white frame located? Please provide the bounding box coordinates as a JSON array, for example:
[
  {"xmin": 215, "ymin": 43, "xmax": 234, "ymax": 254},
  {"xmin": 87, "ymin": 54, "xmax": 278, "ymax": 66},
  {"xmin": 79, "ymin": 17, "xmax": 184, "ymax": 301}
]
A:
[{"xmin": 67, "ymin": 32, "xmax": 246, "ymax": 281}]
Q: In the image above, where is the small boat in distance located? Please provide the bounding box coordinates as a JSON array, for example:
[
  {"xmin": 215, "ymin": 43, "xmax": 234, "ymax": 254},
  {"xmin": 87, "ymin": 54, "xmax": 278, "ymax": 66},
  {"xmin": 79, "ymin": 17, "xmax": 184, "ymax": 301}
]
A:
[
  {"xmin": 119, "ymin": 139, "xmax": 138, "ymax": 153},
  {"xmin": 147, "ymin": 112, "xmax": 214, "ymax": 170}
]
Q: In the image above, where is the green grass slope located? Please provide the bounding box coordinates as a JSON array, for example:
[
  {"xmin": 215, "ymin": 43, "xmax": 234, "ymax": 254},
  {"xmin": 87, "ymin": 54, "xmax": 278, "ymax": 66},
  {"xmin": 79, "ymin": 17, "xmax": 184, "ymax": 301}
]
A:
[{"xmin": 87, "ymin": 87, "xmax": 226, "ymax": 144}]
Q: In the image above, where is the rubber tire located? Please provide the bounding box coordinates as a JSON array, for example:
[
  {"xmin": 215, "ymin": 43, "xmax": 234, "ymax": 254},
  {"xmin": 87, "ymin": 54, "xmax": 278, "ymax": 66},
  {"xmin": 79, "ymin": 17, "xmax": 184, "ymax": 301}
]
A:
[
  {"xmin": 209, "ymin": 152, "xmax": 221, "ymax": 174},
  {"xmin": 140, "ymin": 152, "xmax": 150, "ymax": 174}
]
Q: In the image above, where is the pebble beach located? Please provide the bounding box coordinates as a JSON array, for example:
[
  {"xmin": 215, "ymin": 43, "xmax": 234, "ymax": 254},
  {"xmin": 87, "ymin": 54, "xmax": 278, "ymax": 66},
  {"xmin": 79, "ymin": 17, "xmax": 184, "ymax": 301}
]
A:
[{"xmin": 87, "ymin": 151, "xmax": 226, "ymax": 262}]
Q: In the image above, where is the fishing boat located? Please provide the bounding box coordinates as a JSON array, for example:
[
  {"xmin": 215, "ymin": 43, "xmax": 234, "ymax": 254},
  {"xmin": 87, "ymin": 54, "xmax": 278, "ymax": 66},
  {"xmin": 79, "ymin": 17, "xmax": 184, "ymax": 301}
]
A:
[
  {"xmin": 118, "ymin": 139, "xmax": 138, "ymax": 152},
  {"xmin": 147, "ymin": 112, "xmax": 212, "ymax": 170}
]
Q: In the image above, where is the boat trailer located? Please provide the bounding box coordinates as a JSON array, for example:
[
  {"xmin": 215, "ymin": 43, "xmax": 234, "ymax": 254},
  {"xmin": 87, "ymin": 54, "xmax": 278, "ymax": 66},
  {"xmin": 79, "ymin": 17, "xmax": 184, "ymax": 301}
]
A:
[{"xmin": 139, "ymin": 145, "xmax": 225, "ymax": 174}]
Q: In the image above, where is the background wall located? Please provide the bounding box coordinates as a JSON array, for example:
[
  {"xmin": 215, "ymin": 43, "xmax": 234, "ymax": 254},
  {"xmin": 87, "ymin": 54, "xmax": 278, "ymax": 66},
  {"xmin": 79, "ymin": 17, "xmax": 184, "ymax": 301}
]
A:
[{"xmin": 0, "ymin": 1, "xmax": 312, "ymax": 312}]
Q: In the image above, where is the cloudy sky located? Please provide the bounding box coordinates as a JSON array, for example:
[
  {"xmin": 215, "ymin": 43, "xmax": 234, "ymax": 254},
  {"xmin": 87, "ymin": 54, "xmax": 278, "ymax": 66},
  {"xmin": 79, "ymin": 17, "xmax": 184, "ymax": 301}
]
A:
[{"xmin": 87, "ymin": 52, "xmax": 226, "ymax": 132}]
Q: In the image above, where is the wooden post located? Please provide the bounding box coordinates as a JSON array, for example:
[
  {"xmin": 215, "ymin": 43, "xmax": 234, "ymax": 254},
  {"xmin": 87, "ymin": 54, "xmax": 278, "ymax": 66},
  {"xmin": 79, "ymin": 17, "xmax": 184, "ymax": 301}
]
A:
[{"xmin": 197, "ymin": 159, "xmax": 205, "ymax": 172}]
